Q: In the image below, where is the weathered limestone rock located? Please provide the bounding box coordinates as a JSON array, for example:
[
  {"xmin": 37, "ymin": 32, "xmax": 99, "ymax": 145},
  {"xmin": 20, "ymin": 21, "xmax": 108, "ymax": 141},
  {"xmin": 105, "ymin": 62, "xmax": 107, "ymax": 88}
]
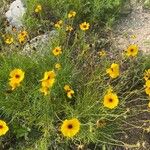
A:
[{"xmin": 5, "ymin": 0, "xmax": 26, "ymax": 28}]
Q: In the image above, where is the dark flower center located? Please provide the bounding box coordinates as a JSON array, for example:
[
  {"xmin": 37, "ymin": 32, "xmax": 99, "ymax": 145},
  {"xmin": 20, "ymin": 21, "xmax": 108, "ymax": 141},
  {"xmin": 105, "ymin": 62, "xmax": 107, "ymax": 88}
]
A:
[
  {"xmin": 68, "ymin": 124, "xmax": 73, "ymax": 129},
  {"xmin": 47, "ymin": 76, "xmax": 51, "ymax": 80},
  {"xmin": 0, "ymin": 125, "xmax": 3, "ymax": 129},
  {"xmin": 109, "ymin": 98, "xmax": 113, "ymax": 102},
  {"xmin": 130, "ymin": 48, "xmax": 134, "ymax": 52},
  {"xmin": 15, "ymin": 74, "xmax": 20, "ymax": 78},
  {"xmin": 83, "ymin": 25, "xmax": 87, "ymax": 28}
]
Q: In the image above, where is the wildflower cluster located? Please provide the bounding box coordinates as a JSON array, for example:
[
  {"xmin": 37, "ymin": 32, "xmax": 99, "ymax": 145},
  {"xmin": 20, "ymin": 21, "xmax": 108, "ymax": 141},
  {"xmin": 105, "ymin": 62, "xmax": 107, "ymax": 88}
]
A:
[{"xmin": 0, "ymin": 2, "xmax": 149, "ymax": 149}]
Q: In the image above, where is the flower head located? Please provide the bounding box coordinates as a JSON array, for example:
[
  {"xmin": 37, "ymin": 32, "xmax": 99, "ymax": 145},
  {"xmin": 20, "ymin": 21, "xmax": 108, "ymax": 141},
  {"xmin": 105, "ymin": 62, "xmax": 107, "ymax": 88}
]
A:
[
  {"xmin": 66, "ymin": 25, "xmax": 73, "ymax": 32},
  {"xmin": 55, "ymin": 63, "xmax": 61, "ymax": 70},
  {"xmin": 40, "ymin": 70, "xmax": 56, "ymax": 95},
  {"xmin": 144, "ymin": 69, "xmax": 150, "ymax": 81},
  {"xmin": 40, "ymin": 71, "xmax": 56, "ymax": 88},
  {"xmin": 35, "ymin": 4, "xmax": 42, "ymax": 13},
  {"xmin": 145, "ymin": 80, "xmax": 150, "ymax": 96},
  {"xmin": 52, "ymin": 47, "xmax": 62, "ymax": 56},
  {"xmin": 126, "ymin": 45, "xmax": 138, "ymax": 57},
  {"xmin": 9, "ymin": 69, "xmax": 25, "ymax": 83},
  {"xmin": 4, "ymin": 36, "xmax": 13, "ymax": 44},
  {"xmin": 98, "ymin": 50, "xmax": 106, "ymax": 57},
  {"xmin": 54, "ymin": 20, "xmax": 63, "ymax": 29},
  {"xmin": 60, "ymin": 118, "xmax": 80, "ymax": 137},
  {"xmin": 148, "ymin": 101, "xmax": 150, "ymax": 108},
  {"xmin": 79, "ymin": 22, "xmax": 90, "ymax": 31},
  {"xmin": 103, "ymin": 89, "xmax": 119, "ymax": 109},
  {"xmin": 18, "ymin": 31, "xmax": 28, "ymax": 44},
  {"xmin": 68, "ymin": 11, "xmax": 76, "ymax": 18},
  {"xmin": 64, "ymin": 85, "xmax": 74, "ymax": 98},
  {"xmin": 106, "ymin": 63, "xmax": 120, "ymax": 79},
  {"xmin": 9, "ymin": 69, "xmax": 25, "ymax": 90},
  {"xmin": 0, "ymin": 120, "xmax": 9, "ymax": 136}
]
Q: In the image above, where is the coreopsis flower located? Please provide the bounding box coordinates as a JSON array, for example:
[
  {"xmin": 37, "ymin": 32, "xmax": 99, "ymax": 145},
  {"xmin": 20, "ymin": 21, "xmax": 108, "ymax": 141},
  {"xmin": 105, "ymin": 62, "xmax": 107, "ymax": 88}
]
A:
[
  {"xmin": 131, "ymin": 35, "xmax": 136, "ymax": 39},
  {"xmin": 148, "ymin": 101, "xmax": 150, "ymax": 108},
  {"xmin": 18, "ymin": 30, "xmax": 28, "ymax": 44},
  {"xmin": 79, "ymin": 22, "xmax": 90, "ymax": 31},
  {"xmin": 52, "ymin": 47, "xmax": 62, "ymax": 56},
  {"xmin": 103, "ymin": 88, "xmax": 119, "ymax": 109},
  {"xmin": 55, "ymin": 63, "xmax": 61, "ymax": 70},
  {"xmin": 66, "ymin": 25, "xmax": 73, "ymax": 32},
  {"xmin": 126, "ymin": 44, "xmax": 138, "ymax": 57},
  {"xmin": 9, "ymin": 69, "xmax": 25, "ymax": 90},
  {"xmin": 35, "ymin": 4, "xmax": 42, "ymax": 13},
  {"xmin": 98, "ymin": 50, "xmax": 106, "ymax": 57},
  {"xmin": 64, "ymin": 85, "xmax": 74, "ymax": 98},
  {"xmin": 0, "ymin": 120, "xmax": 9, "ymax": 136},
  {"xmin": 60, "ymin": 118, "xmax": 80, "ymax": 137},
  {"xmin": 54, "ymin": 20, "xmax": 63, "ymax": 29},
  {"xmin": 40, "ymin": 71, "xmax": 56, "ymax": 88},
  {"xmin": 144, "ymin": 69, "xmax": 150, "ymax": 81},
  {"xmin": 145, "ymin": 80, "xmax": 150, "ymax": 96},
  {"xmin": 4, "ymin": 36, "xmax": 14, "ymax": 44},
  {"xmin": 106, "ymin": 63, "xmax": 120, "ymax": 79},
  {"xmin": 40, "ymin": 71, "xmax": 56, "ymax": 95},
  {"xmin": 68, "ymin": 11, "xmax": 76, "ymax": 18}
]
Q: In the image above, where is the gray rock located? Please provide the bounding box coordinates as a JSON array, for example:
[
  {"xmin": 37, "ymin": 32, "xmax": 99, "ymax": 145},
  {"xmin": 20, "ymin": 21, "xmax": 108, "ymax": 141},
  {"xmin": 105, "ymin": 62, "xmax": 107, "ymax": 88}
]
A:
[
  {"xmin": 21, "ymin": 30, "xmax": 58, "ymax": 57},
  {"xmin": 5, "ymin": 0, "xmax": 26, "ymax": 28}
]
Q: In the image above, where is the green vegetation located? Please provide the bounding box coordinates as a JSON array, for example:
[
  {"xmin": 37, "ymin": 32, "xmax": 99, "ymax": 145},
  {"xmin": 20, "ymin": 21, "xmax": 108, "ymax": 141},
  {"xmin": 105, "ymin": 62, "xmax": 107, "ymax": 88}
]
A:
[{"xmin": 0, "ymin": 0, "xmax": 149, "ymax": 149}]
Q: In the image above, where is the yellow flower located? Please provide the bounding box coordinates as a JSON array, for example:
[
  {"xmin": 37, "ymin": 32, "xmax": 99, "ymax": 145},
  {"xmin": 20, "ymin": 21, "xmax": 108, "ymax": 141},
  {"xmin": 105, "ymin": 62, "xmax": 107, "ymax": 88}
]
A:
[
  {"xmin": 106, "ymin": 63, "xmax": 120, "ymax": 79},
  {"xmin": 103, "ymin": 89, "xmax": 119, "ymax": 109},
  {"xmin": 79, "ymin": 22, "xmax": 90, "ymax": 31},
  {"xmin": 40, "ymin": 71, "xmax": 56, "ymax": 88},
  {"xmin": 0, "ymin": 120, "xmax": 9, "ymax": 136},
  {"xmin": 40, "ymin": 86, "xmax": 49, "ymax": 95},
  {"xmin": 148, "ymin": 101, "xmax": 150, "ymax": 108},
  {"xmin": 144, "ymin": 69, "xmax": 150, "ymax": 81},
  {"xmin": 5, "ymin": 36, "xmax": 13, "ymax": 44},
  {"xmin": 98, "ymin": 50, "xmax": 106, "ymax": 57},
  {"xmin": 55, "ymin": 63, "xmax": 61, "ymax": 70},
  {"xmin": 17, "ymin": 30, "xmax": 28, "ymax": 44},
  {"xmin": 68, "ymin": 11, "xmax": 76, "ymax": 18},
  {"xmin": 131, "ymin": 35, "xmax": 136, "ymax": 39},
  {"xmin": 66, "ymin": 25, "xmax": 73, "ymax": 32},
  {"xmin": 60, "ymin": 118, "xmax": 80, "ymax": 138},
  {"xmin": 64, "ymin": 85, "xmax": 74, "ymax": 98},
  {"xmin": 67, "ymin": 90, "xmax": 75, "ymax": 99},
  {"xmin": 54, "ymin": 20, "xmax": 63, "ymax": 29},
  {"xmin": 126, "ymin": 45, "xmax": 138, "ymax": 57},
  {"xmin": 145, "ymin": 87, "xmax": 150, "ymax": 96},
  {"xmin": 35, "ymin": 4, "xmax": 42, "ymax": 13},
  {"xmin": 145, "ymin": 80, "xmax": 150, "ymax": 87},
  {"xmin": 18, "ymin": 31, "xmax": 28, "ymax": 38},
  {"xmin": 9, "ymin": 69, "xmax": 25, "ymax": 84},
  {"xmin": 9, "ymin": 69, "xmax": 25, "ymax": 90},
  {"xmin": 52, "ymin": 47, "xmax": 62, "ymax": 56}
]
